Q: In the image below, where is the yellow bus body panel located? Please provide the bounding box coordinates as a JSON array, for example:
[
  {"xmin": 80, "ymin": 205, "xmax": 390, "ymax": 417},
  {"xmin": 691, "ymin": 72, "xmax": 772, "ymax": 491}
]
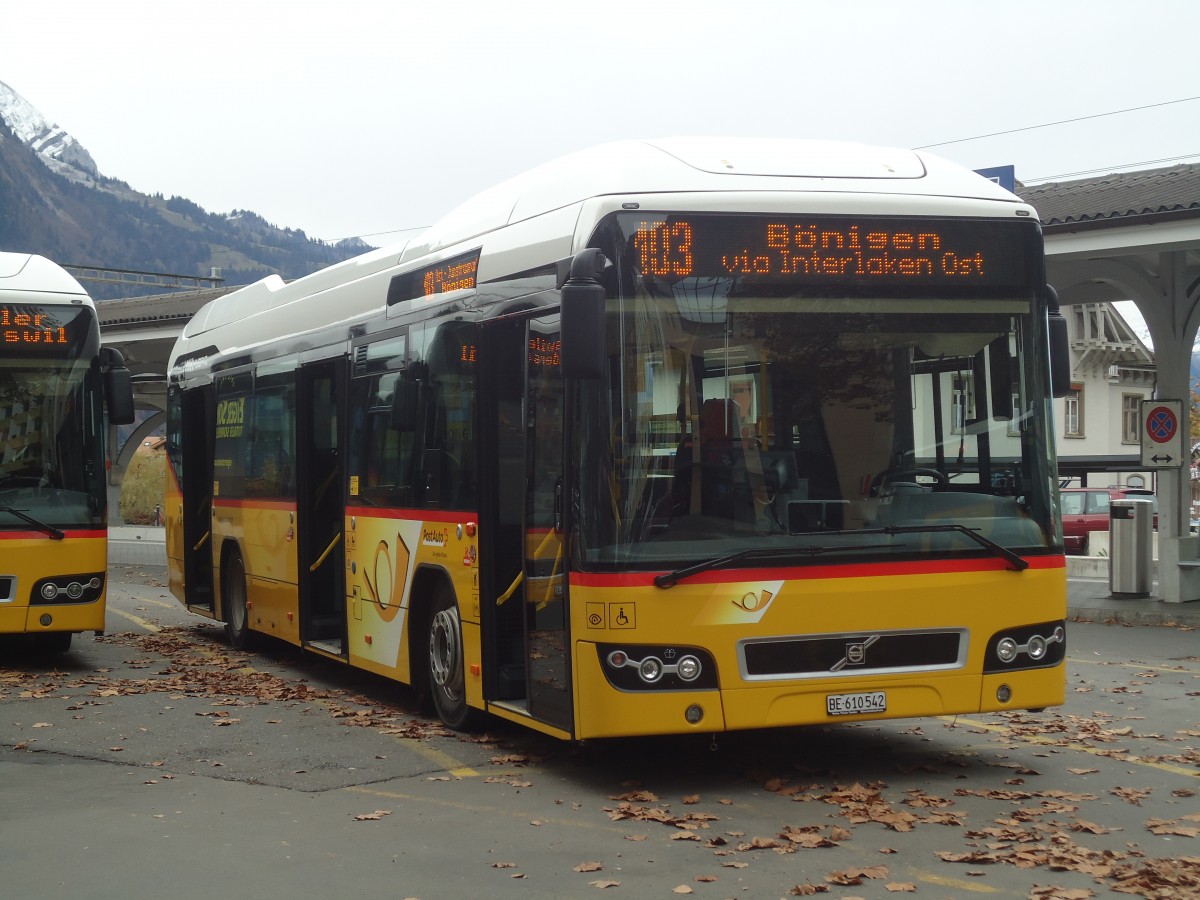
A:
[
  {"xmin": 214, "ymin": 501, "xmax": 300, "ymax": 645},
  {"xmin": 344, "ymin": 511, "xmax": 481, "ymax": 686},
  {"xmin": 0, "ymin": 533, "xmax": 107, "ymax": 635},
  {"xmin": 164, "ymin": 474, "xmax": 187, "ymax": 608},
  {"xmin": 572, "ymin": 561, "xmax": 1066, "ymax": 739}
]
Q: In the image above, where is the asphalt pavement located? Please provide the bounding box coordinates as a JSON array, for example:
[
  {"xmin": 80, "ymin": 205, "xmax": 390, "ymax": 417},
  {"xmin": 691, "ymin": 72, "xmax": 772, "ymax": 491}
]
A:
[{"xmin": 107, "ymin": 526, "xmax": 1200, "ymax": 629}]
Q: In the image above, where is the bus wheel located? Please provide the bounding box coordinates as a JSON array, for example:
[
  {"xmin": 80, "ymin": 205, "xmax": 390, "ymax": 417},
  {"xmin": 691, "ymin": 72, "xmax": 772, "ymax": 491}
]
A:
[
  {"xmin": 427, "ymin": 587, "xmax": 480, "ymax": 731},
  {"xmin": 224, "ymin": 549, "xmax": 253, "ymax": 650}
]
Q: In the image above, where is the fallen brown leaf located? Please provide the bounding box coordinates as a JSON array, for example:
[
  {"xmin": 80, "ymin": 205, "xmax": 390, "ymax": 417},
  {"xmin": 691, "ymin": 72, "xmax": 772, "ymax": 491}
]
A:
[{"xmin": 353, "ymin": 809, "xmax": 392, "ymax": 821}]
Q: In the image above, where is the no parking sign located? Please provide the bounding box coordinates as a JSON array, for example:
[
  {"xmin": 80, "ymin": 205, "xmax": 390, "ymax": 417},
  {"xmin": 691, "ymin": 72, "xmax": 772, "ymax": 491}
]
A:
[{"xmin": 1140, "ymin": 399, "xmax": 1185, "ymax": 468}]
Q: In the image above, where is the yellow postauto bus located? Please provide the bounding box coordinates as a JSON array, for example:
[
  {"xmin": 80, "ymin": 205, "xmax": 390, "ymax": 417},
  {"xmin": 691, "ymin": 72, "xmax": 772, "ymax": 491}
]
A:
[
  {"xmin": 166, "ymin": 138, "xmax": 1070, "ymax": 739},
  {"xmin": 0, "ymin": 252, "xmax": 134, "ymax": 652}
]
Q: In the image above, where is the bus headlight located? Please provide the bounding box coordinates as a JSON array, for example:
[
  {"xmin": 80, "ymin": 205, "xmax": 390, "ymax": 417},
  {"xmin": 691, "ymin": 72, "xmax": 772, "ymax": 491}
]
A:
[
  {"xmin": 598, "ymin": 644, "xmax": 717, "ymax": 691},
  {"xmin": 676, "ymin": 655, "xmax": 702, "ymax": 682},
  {"xmin": 32, "ymin": 574, "xmax": 105, "ymax": 606},
  {"xmin": 996, "ymin": 637, "xmax": 1019, "ymax": 663},
  {"xmin": 1026, "ymin": 634, "xmax": 1047, "ymax": 660},
  {"xmin": 638, "ymin": 657, "xmax": 663, "ymax": 683},
  {"xmin": 985, "ymin": 621, "xmax": 1066, "ymax": 673}
]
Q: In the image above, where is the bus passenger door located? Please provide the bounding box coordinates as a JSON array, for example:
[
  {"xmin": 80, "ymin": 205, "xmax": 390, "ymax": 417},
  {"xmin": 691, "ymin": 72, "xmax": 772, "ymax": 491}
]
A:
[
  {"xmin": 180, "ymin": 386, "xmax": 215, "ymax": 610},
  {"xmin": 297, "ymin": 359, "xmax": 347, "ymax": 656},
  {"xmin": 523, "ymin": 315, "xmax": 571, "ymax": 728}
]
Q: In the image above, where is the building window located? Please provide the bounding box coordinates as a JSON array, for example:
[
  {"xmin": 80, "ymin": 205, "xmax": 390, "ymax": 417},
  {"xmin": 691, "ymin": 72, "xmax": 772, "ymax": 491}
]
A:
[
  {"xmin": 1064, "ymin": 384, "xmax": 1083, "ymax": 438},
  {"xmin": 1122, "ymin": 394, "xmax": 1141, "ymax": 444}
]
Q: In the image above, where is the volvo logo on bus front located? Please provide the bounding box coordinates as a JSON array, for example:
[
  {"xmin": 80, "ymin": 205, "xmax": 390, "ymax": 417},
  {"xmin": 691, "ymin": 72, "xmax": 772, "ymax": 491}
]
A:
[{"xmin": 831, "ymin": 635, "xmax": 880, "ymax": 672}]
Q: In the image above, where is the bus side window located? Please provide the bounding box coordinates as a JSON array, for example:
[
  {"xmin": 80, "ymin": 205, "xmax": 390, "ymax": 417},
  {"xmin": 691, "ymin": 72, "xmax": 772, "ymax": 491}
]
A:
[{"xmin": 419, "ymin": 322, "xmax": 478, "ymax": 511}]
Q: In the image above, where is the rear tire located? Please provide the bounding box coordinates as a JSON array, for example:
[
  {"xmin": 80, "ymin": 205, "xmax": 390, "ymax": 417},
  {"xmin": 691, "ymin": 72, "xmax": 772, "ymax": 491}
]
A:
[
  {"xmin": 427, "ymin": 586, "xmax": 481, "ymax": 731},
  {"xmin": 223, "ymin": 549, "xmax": 253, "ymax": 650}
]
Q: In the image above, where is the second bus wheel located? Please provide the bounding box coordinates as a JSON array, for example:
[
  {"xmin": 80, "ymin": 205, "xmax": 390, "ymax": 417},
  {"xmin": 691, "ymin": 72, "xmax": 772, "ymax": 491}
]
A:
[
  {"xmin": 223, "ymin": 548, "xmax": 254, "ymax": 650},
  {"xmin": 427, "ymin": 586, "xmax": 482, "ymax": 731}
]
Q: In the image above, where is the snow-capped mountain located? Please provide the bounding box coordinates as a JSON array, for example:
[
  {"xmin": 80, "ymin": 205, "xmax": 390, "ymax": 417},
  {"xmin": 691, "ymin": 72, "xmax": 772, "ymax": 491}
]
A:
[
  {"xmin": 0, "ymin": 80, "xmax": 100, "ymax": 185},
  {"xmin": 0, "ymin": 79, "xmax": 367, "ymax": 296}
]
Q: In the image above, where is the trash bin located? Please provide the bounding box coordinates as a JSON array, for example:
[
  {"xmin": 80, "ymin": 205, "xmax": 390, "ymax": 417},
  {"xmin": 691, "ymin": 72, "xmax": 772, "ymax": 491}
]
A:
[{"xmin": 1109, "ymin": 498, "xmax": 1153, "ymax": 598}]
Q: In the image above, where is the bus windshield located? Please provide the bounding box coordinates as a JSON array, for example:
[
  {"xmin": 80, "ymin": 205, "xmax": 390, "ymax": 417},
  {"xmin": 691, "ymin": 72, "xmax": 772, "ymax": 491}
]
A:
[
  {"xmin": 0, "ymin": 306, "xmax": 106, "ymax": 529},
  {"xmin": 576, "ymin": 242, "xmax": 1057, "ymax": 571}
]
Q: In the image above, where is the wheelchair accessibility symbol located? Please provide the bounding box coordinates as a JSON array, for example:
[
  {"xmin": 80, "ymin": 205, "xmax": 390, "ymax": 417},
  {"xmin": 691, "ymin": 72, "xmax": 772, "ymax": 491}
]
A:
[{"xmin": 610, "ymin": 603, "xmax": 635, "ymax": 629}]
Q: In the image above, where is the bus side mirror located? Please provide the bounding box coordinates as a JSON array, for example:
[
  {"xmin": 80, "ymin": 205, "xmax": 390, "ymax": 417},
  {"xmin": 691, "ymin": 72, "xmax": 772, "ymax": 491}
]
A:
[
  {"xmin": 560, "ymin": 249, "xmax": 607, "ymax": 380},
  {"xmin": 100, "ymin": 346, "xmax": 135, "ymax": 425},
  {"xmin": 1044, "ymin": 285, "xmax": 1071, "ymax": 398}
]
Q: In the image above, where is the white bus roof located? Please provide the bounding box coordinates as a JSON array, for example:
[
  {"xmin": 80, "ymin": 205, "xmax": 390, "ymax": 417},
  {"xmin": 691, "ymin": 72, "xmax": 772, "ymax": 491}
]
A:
[
  {"xmin": 404, "ymin": 137, "xmax": 1020, "ymax": 260},
  {"xmin": 173, "ymin": 137, "xmax": 1032, "ymax": 369},
  {"xmin": 0, "ymin": 252, "xmax": 89, "ymax": 299}
]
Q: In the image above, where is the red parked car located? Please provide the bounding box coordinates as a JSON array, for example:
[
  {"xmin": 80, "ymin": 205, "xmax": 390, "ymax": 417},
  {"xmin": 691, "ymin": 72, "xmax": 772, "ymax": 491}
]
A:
[{"xmin": 1059, "ymin": 487, "xmax": 1157, "ymax": 555}]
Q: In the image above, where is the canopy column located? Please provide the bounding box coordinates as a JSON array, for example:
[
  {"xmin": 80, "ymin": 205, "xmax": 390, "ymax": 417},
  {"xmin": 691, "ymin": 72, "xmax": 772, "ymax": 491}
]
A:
[{"xmin": 1140, "ymin": 250, "xmax": 1200, "ymax": 602}]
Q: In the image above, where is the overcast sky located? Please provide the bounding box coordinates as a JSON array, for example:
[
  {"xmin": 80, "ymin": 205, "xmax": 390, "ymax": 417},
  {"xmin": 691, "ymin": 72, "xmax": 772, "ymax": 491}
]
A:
[{"xmin": 5, "ymin": 0, "xmax": 1199, "ymax": 247}]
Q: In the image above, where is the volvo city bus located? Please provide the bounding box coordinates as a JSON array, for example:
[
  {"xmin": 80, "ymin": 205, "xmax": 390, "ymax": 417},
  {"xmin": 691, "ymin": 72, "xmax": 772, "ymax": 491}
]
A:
[
  {"xmin": 166, "ymin": 138, "xmax": 1070, "ymax": 739},
  {"xmin": 1, "ymin": 252, "xmax": 134, "ymax": 652}
]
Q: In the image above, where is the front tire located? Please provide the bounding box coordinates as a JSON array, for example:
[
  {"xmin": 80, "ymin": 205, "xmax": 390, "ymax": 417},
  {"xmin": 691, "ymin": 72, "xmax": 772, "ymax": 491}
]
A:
[
  {"xmin": 427, "ymin": 586, "xmax": 481, "ymax": 730},
  {"xmin": 223, "ymin": 549, "xmax": 253, "ymax": 650}
]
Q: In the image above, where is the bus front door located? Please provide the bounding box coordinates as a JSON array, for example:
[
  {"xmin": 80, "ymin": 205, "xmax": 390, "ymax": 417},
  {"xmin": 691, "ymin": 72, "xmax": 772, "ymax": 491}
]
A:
[
  {"xmin": 297, "ymin": 359, "xmax": 347, "ymax": 656},
  {"xmin": 522, "ymin": 315, "xmax": 570, "ymax": 729},
  {"xmin": 180, "ymin": 386, "xmax": 215, "ymax": 611}
]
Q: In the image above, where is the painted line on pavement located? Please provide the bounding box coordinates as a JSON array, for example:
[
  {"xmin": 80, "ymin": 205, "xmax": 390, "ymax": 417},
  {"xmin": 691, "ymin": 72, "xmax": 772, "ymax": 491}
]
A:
[
  {"xmin": 123, "ymin": 596, "xmax": 178, "ymax": 611},
  {"xmin": 106, "ymin": 606, "xmax": 162, "ymax": 633},
  {"xmin": 1068, "ymin": 655, "xmax": 1200, "ymax": 676},
  {"xmin": 943, "ymin": 715, "xmax": 1199, "ymax": 778},
  {"xmin": 388, "ymin": 738, "xmax": 479, "ymax": 778},
  {"xmin": 906, "ymin": 870, "xmax": 1000, "ymax": 893},
  {"xmin": 345, "ymin": 784, "xmax": 628, "ymax": 833}
]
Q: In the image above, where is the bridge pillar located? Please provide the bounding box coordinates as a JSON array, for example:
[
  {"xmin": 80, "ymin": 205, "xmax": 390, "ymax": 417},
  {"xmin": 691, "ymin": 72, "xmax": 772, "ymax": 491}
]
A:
[{"xmin": 108, "ymin": 410, "xmax": 167, "ymax": 525}]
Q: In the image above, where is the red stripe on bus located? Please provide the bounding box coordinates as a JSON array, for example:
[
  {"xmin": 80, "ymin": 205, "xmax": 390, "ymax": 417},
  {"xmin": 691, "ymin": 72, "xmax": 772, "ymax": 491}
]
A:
[
  {"xmin": 0, "ymin": 529, "xmax": 107, "ymax": 540},
  {"xmin": 212, "ymin": 498, "xmax": 298, "ymax": 511},
  {"xmin": 345, "ymin": 506, "xmax": 478, "ymax": 523},
  {"xmin": 570, "ymin": 554, "xmax": 1065, "ymax": 588}
]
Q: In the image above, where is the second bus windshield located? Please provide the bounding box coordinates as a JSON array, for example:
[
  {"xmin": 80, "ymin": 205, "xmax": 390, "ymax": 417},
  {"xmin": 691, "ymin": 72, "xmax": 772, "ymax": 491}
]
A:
[{"xmin": 575, "ymin": 243, "xmax": 1058, "ymax": 570}]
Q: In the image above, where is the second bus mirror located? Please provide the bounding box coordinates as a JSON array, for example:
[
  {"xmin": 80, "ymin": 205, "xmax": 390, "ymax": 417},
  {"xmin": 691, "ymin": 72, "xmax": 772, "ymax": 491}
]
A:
[
  {"xmin": 100, "ymin": 346, "xmax": 136, "ymax": 425},
  {"xmin": 1044, "ymin": 285, "xmax": 1071, "ymax": 399},
  {"xmin": 560, "ymin": 249, "xmax": 607, "ymax": 380}
]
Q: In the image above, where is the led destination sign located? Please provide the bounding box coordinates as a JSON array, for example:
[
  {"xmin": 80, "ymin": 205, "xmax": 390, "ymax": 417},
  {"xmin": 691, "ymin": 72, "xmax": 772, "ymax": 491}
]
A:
[
  {"xmin": 0, "ymin": 304, "xmax": 82, "ymax": 347},
  {"xmin": 387, "ymin": 249, "xmax": 481, "ymax": 306},
  {"xmin": 626, "ymin": 215, "xmax": 1030, "ymax": 290}
]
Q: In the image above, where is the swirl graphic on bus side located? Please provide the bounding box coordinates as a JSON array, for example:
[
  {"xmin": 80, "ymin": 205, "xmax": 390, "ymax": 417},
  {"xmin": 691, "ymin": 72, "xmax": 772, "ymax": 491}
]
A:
[{"xmin": 362, "ymin": 537, "xmax": 406, "ymax": 622}]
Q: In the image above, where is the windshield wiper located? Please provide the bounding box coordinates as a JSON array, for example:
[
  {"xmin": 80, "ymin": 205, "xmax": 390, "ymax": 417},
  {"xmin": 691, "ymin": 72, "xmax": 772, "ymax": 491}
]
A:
[
  {"xmin": 652, "ymin": 523, "xmax": 1028, "ymax": 588},
  {"xmin": 0, "ymin": 506, "xmax": 65, "ymax": 541},
  {"xmin": 654, "ymin": 544, "xmax": 889, "ymax": 589},
  {"xmin": 782, "ymin": 524, "xmax": 1027, "ymax": 572},
  {"xmin": 875, "ymin": 524, "xmax": 1028, "ymax": 571}
]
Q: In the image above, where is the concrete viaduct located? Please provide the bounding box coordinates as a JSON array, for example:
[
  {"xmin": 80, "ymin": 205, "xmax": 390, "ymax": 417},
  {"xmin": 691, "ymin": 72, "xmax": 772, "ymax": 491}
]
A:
[{"xmin": 95, "ymin": 164, "xmax": 1200, "ymax": 603}]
